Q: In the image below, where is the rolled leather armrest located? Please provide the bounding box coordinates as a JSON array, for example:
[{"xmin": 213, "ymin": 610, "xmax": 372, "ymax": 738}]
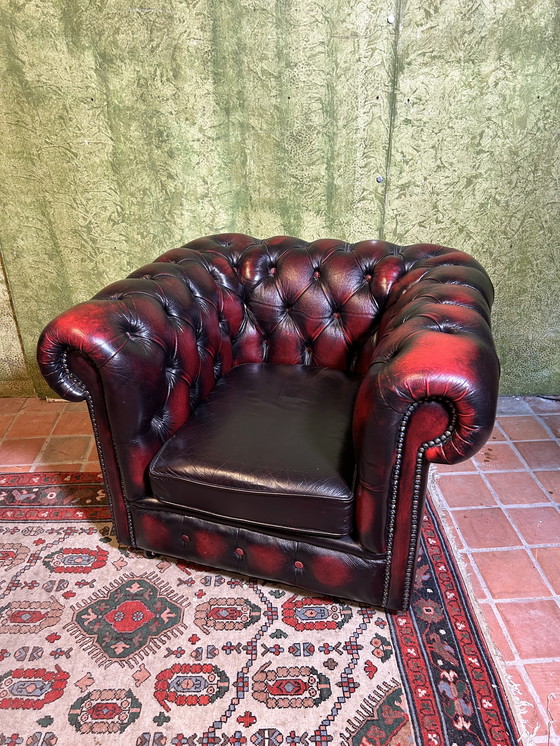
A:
[
  {"xmin": 353, "ymin": 247, "xmax": 500, "ymax": 555},
  {"xmin": 37, "ymin": 262, "xmax": 228, "ymax": 544}
]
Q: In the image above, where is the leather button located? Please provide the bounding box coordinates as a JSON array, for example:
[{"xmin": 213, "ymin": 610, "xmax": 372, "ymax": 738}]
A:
[
  {"xmin": 269, "ymin": 267, "xmax": 276, "ymax": 276},
  {"xmin": 333, "ymin": 312, "xmax": 341, "ymax": 319},
  {"xmin": 235, "ymin": 547, "xmax": 244, "ymax": 557},
  {"xmin": 313, "ymin": 270, "xmax": 320, "ymax": 279},
  {"xmin": 294, "ymin": 561, "xmax": 304, "ymax": 569},
  {"xmin": 365, "ymin": 274, "xmax": 372, "ymax": 281},
  {"xmin": 181, "ymin": 534, "xmax": 190, "ymax": 542}
]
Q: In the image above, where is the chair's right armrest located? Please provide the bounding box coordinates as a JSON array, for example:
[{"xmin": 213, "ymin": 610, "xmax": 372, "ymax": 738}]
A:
[
  {"xmin": 353, "ymin": 248, "xmax": 500, "ymax": 544},
  {"xmin": 352, "ymin": 246, "xmax": 499, "ymax": 609},
  {"xmin": 37, "ymin": 263, "xmax": 226, "ymax": 546}
]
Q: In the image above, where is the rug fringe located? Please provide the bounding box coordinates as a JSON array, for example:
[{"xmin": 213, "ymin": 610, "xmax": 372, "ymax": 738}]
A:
[
  {"xmin": 429, "ymin": 470, "xmax": 536, "ymax": 746},
  {"xmin": 340, "ymin": 679, "xmax": 402, "ymax": 746}
]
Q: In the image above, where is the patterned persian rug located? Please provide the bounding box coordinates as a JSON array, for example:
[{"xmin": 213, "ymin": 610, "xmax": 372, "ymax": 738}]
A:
[{"xmin": 0, "ymin": 472, "xmax": 519, "ymax": 746}]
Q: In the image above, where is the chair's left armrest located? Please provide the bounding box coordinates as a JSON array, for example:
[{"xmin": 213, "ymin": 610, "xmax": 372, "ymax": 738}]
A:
[{"xmin": 37, "ymin": 262, "xmax": 227, "ymax": 546}]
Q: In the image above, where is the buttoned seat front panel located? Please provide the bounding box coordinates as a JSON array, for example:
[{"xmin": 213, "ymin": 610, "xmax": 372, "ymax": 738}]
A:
[{"xmin": 149, "ymin": 363, "xmax": 360, "ymax": 537}]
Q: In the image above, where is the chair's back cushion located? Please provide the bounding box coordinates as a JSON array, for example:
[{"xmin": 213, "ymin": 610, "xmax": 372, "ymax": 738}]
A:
[{"xmin": 142, "ymin": 233, "xmax": 410, "ymax": 377}]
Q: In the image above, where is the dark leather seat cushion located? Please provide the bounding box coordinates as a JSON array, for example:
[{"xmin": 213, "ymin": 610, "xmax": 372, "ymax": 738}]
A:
[{"xmin": 149, "ymin": 363, "xmax": 360, "ymax": 537}]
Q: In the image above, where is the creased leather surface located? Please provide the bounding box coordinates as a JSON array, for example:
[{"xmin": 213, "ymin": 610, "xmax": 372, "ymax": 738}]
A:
[
  {"xmin": 353, "ymin": 247, "xmax": 500, "ymax": 551},
  {"xmin": 37, "ymin": 233, "xmax": 499, "ymax": 609},
  {"xmin": 150, "ymin": 362, "xmax": 360, "ymax": 537}
]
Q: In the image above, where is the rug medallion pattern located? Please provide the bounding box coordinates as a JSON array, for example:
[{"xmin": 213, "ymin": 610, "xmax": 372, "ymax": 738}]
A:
[{"xmin": 0, "ymin": 473, "xmax": 518, "ymax": 745}]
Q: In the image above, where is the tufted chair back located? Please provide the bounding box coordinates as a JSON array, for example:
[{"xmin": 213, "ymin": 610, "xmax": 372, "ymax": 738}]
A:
[
  {"xmin": 97, "ymin": 233, "xmax": 486, "ymax": 385},
  {"xmin": 124, "ymin": 235, "xmax": 403, "ymax": 377},
  {"xmin": 162, "ymin": 234, "xmax": 404, "ymax": 371}
]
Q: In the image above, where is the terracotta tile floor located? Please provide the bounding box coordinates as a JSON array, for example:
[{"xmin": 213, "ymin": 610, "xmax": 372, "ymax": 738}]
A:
[
  {"xmin": 0, "ymin": 394, "xmax": 558, "ymax": 741},
  {"xmin": 435, "ymin": 395, "xmax": 560, "ymax": 744}
]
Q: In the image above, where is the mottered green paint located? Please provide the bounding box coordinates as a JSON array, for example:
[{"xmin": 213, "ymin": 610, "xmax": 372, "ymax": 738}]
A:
[
  {"xmin": 383, "ymin": 0, "xmax": 560, "ymax": 395},
  {"xmin": 0, "ymin": 258, "xmax": 34, "ymax": 397},
  {"xmin": 0, "ymin": 0, "xmax": 557, "ymax": 396}
]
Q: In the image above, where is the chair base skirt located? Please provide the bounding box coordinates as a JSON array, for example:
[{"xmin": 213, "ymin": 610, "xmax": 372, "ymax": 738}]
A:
[{"xmin": 130, "ymin": 506, "xmax": 399, "ymax": 610}]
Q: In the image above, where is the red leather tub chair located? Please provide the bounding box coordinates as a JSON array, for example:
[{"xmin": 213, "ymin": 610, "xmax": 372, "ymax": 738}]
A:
[{"xmin": 37, "ymin": 234, "xmax": 499, "ymax": 611}]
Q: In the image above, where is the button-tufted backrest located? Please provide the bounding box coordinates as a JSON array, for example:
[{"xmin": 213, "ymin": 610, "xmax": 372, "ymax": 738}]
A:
[{"xmin": 134, "ymin": 233, "xmax": 409, "ymax": 377}]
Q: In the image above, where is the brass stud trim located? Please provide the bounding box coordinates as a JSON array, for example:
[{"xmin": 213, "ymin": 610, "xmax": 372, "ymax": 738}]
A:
[{"xmin": 382, "ymin": 398, "xmax": 456, "ymax": 608}]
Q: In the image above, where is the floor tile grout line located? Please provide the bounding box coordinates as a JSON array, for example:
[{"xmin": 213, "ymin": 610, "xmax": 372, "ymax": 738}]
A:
[
  {"xmin": 529, "ymin": 544, "xmax": 560, "ymax": 598},
  {"xmin": 80, "ymin": 438, "xmax": 99, "ymax": 472},
  {"xmin": 435, "ymin": 464, "xmax": 560, "ymax": 651},
  {"xmin": 504, "ymin": 659, "xmax": 559, "ymax": 739},
  {"xmin": 476, "ymin": 594, "xmax": 560, "ymax": 604},
  {"xmin": 23, "ymin": 402, "xmax": 91, "ymax": 474},
  {"xmin": 434, "ymin": 502, "xmax": 467, "ymax": 553},
  {"xmin": 457, "ymin": 539, "xmax": 560, "ymax": 601},
  {"xmin": 459, "ymin": 541, "xmax": 559, "ymax": 604},
  {"xmin": 477, "ymin": 593, "xmax": 538, "ymax": 666},
  {"xmin": 493, "ymin": 483, "xmax": 558, "ymax": 510},
  {"xmin": 438, "ymin": 467, "xmax": 556, "ymax": 475},
  {"xmin": 439, "ymin": 484, "xmax": 560, "ymax": 739},
  {"xmin": 526, "ymin": 407, "xmax": 560, "ymax": 442},
  {"xmin": 484, "ymin": 512, "xmax": 560, "ymax": 599},
  {"xmin": 498, "ymin": 408, "xmax": 560, "ymax": 421},
  {"xmin": 492, "ymin": 418, "xmax": 508, "ymax": 441},
  {"xmin": 475, "ymin": 435, "xmax": 553, "ymax": 475},
  {"xmin": 470, "ymin": 412, "xmax": 556, "ymax": 441},
  {"xmin": 2, "ymin": 425, "xmax": 94, "ymax": 440},
  {"xmin": 451, "ymin": 542, "xmax": 526, "ymax": 661},
  {"xmin": 450, "ymin": 502, "xmax": 557, "ymax": 511},
  {"xmin": 451, "ymin": 503, "xmax": 560, "ymax": 599},
  {"xmin": 526, "ymin": 398, "xmax": 560, "ymax": 417},
  {"xmin": 474, "ymin": 441, "xmax": 558, "ymax": 507},
  {"xmin": 495, "ymin": 435, "xmax": 560, "ymax": 445},
  {"xmin": 497, "ymin": 401, "xmax": 560, "ymax": 418},
  {"xmin": 465, "ymin": 442, "xmax": 560, "ymax": 596},
  {"xmin": 498, "ymin": 423, "xmax": 560, "ymax": 471},
  {"xmin": 31, "ymin": 417, "xmax": 65, "ymax": 472},
  {"xmin": 0, "ymin": 400, "xmax": 26, "ymax": 418},
  {"xmin": 29, "ymin": 420, "xmax": 54, "ymax": 472},
  {"xmin": 30, "ymin": 414, "xmax": 95, "ymax": 473},
  {"xmin": 480, "ymin": 596, "xmax": 560, "ymax": 606},
  {"xmin": 0, "ymin": 457, "xmax": 97, "ymax": 471},
  {"xmin": 503, "ymin": 656, "xmax": 560, "ymax": 665},
  {"xmin": 475, "ymin": 593, "xmax": 560, "ymax": 735},
  {"xmin": 497, "ymin": 415, "xmax": 560, "ymax": 445},
  {"xmin": 460, "ymin": 543, "xmax": 560, "ymax": 552},
  {"xmin": 0, "ymin": 404, "xmax": 70, "ymax": 467},
  {"xmin": 532, "ymin": 471, "xmax": 560, "ymax": 506}
]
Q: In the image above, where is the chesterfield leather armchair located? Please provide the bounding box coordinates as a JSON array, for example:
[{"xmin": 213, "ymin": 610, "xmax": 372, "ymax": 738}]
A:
[{"xmin": 37, "ymin": 234, "xmax": 499, "ymax": 611}]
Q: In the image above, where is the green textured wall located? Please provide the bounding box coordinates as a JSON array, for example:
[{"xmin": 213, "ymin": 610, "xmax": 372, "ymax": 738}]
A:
[
  {"xmin": 0, "ymin": 0, "xmax": 558, "ymax": 397},
  {"xmin": 0, "ymin": 257, "xmax": 34, "ymax": 397}
]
